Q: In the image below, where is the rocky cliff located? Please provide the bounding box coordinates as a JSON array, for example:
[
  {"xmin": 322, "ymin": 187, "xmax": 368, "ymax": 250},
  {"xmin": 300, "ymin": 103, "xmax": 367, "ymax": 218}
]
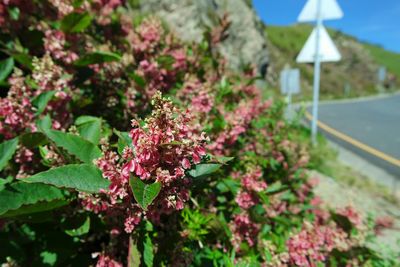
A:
[{"xmin": 140, "ymin": 0, "xmax": 269, "ymax": 77}]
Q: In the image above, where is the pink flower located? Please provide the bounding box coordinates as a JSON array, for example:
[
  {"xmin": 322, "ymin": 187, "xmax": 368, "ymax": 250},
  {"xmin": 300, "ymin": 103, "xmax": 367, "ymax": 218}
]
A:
[
  {"xmin": 374, "ymin": 216, "xmax": 394, "ymax": 235},
  {"xmin": 191, "ymin": 90, "xmax": 214, "ymax": 113},
  {"xmin": 230, "ymin": 213, "xmax": 260, "ymax": 250},
  {"xmin": 337, "ymin": 206, "xmax": 363, "ymax": 228},
  {"xmin": 182, "ymin": 158, "xmax": 191, "ymax": 169},
  {"xmin": 235, "ymin": 191, "xmax": 258, "ymax": 209},
  {"xmin": 287, "ymin": 222, "xmax": 348, "ymax": 267},
  {"xmin": 96, "ymin": 254, "xmax": 123, "ymax": 267}
]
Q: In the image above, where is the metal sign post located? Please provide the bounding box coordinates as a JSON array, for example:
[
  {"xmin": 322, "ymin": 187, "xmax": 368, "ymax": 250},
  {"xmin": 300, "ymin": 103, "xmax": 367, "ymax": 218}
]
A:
[
  {"xmin": 296, "ymin": 0, "xmax": 343, "ymax": 145},
  {"xmin": 311, "ymin": 0, "xmax": 322, "ymax": 145},
  {"xmin": 280, "ymin": 68, "xmax": 301, "ymax": 119}
]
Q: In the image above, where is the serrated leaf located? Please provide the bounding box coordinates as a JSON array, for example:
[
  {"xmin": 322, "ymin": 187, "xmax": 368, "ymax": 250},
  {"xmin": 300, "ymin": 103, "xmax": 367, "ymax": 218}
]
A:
[
  {"xmin": 19, "ymin": 132, "xmax": 47, "ymax": 148},
  {"xmin": 143, "ymin": 234, "xmax": 154, "ymax": 267},
  {"xmin": 0, "ymin": 182, "xmax": 65, "ymax": 216},
  {"xmin": 74, "ymin": 51, "xmax": 121, "ymax": 67},
  {"xmin": 32, "ymin": 91, "xmax": 56, "ymax": 115},
  {"xmin": 0, "ymin": 57, "xmax": 14, "ymax": 81},
  {"xmin": 129, "ymin": 177, "xmax": 161, "ymax": 211},
  {"xmin": 187, "ymin": 163, "xmax": 222, "ymax": 178},
  {"xmin": 45, "ymin": 130, "xmax": 102, "ymax": 163},
  {"xmin": 22, "ymin": 164, "xmax": 110, "ymax": 193},
  {"xmin": 128, "ymin": 236, "xmax": 141, "ymax": 267},
  {"xmin": 65, "ymin": 216, "xmax": 90, "ymax": 237},
  {"xmin": 75, "ymin": 116, "xmax": 102, "ymax": 144},
  {"xmin": 61, "ymin": 12, "xmax": 92, "ymax": 33},
  {"xmin": 0, "ymin": 138, "xmax": 18, "ymax": 171}
]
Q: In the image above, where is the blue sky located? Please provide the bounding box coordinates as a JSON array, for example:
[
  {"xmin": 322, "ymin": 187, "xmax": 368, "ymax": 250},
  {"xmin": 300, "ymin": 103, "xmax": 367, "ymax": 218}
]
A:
[{"xmin": 253, "ymin": 0, "xmax": 400, "ymax": 53}]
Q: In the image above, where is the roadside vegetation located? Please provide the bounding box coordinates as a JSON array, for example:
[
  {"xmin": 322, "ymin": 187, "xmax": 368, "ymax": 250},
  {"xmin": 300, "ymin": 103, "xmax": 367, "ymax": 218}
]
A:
[{"xmin": 0, "ymin": 1, "xmax": 398, "ymax": 266}]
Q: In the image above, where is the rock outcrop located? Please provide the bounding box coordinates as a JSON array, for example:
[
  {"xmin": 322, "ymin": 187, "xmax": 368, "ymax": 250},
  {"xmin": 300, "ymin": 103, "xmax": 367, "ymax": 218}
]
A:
[{"xmin": 140, "ymin": 0, "xmax": 269, "ymax": 76}]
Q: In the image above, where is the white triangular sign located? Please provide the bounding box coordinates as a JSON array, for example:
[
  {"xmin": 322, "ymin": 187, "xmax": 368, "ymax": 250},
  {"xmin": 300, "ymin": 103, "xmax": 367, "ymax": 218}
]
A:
[
  {"xmin": 298, "ymin": 0, "xmax": 343, "ymax": 22},
  {"xmin": 296, "ymin": 26, "xmax": 341, "ymax": 63}
]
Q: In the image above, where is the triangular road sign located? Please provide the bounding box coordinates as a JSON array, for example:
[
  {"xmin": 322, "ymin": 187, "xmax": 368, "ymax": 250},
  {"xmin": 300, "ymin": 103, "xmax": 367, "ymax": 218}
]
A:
[
  {"xmin": 296, "ymin": 25, "xmax": 341, "ymax": 63},
  {"xmin": 298, "ymin": 0, "xmax": 343, "ymax": 22}
]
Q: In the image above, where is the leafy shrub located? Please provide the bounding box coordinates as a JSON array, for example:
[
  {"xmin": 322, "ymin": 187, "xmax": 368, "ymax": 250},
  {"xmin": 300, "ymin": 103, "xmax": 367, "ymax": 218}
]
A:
[{"xmin": 0, "ymin": 1, "xmax": 398, "ymax": 266}]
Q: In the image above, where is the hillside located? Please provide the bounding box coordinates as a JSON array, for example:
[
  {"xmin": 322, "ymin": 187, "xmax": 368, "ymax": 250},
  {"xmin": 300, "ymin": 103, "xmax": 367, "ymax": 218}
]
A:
[{"xmin": 265, "ymin": 24, "xmax": 400, "ymax": 100}]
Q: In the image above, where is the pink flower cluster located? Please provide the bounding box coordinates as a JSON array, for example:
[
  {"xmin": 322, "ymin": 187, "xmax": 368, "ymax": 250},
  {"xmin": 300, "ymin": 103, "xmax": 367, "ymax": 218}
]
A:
[
  {"xmin": 0, "ymin": 70, "xmax": 36, "ymax": 139},
  {"xmin": 337, "ymin": 206, "xmax": 363, "ymax": 228},
  {"xmin": 89, "ymin": 92, "xmax": 208, "ymax": 233},
  {"xmin": 132, "ymin": 17, "xmax": 164, "ymax": 54},
  {"xmin": 14, "ymin": 146, "xmax": 36, "ymax": 178},
  {"xmin": 374, "ymin": 215, "xmax": 394, "ymax": 235},
  {"xmin": 48, "ymin": 0, "xmax": 74, "ymax": 18},
  {"xmin": 0, "ymin": 53, "xmax": 75, "ymax": 138},
  {"xmin": 95, "ymin": 253, "xmax": 123, "ymax": 267},
  {"xmin": 235, "ymin": 168, "xmax": 267, "ymax": 209},
  {"xmin": 44, "ymin": 29, "xmax": 78, "ymax": 64},
  {"xmin": 92, "ymin": 0, "xmax": 122, "ymax": 25},
  {"xmin": 177, "ymin": 76, "xmax": 214, "ymax": 114},
  {"xmin": 209, "ymin": 97, "xmax": 272, "ymax": 155},
  {"xmin": 287, "ymin": 222, "xmax": 348, "ymax": 267},
  {"xmin": 230, "ymin": 213, "xmax": 260, "ymax": 250},
  {"xmin": 123, "ymin": 92, "xmax": 207, "ymax": 183}
]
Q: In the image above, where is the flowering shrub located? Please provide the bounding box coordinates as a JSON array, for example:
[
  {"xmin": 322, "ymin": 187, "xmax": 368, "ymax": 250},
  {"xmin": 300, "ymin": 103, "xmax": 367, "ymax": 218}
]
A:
[{"xmin": 0, "ymin": 1, "xmax": 398, "ymax": 266}]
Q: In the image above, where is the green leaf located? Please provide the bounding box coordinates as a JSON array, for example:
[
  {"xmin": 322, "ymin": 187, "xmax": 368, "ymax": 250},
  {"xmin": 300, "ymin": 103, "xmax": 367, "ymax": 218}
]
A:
[
  {"xmin": 143, "ymin": 234, "xmax": 154, "ymax": 267},
  {"xmin": 0, "ymin": 138, "xmax": 19, "ymax": 171},
  {"xmin": 22, "ymin": 164, "xmax": 110, "ymax": 193},
  {"xmin": 8, "ymin": 6, "xmax": 20, "ymax": 20},
  {"xmin": 156, "ymin": 55, "xmax": 175, "ymax": 70},
  {"xmin": 0, "ymin": 176, "xmax": 13, "ymax": 191},
  {"xmin": 128, "ymin": 236, "xmax": 141, "ymax": 267},
  {"xmin": 128, "ymin": 72, "xmax": 146, "ymax": 88},
  {"xmin": 129, "ymin": 177, "xmax": 161, "ymax": 210},
  {"xmin": 75, "ymin": 116, "xmax": 102, "ymax": 144},
  {"xmin": 65, "ymin": 216, "xmax": 90, "ymax": 237},
  {"xmin": 37, "ymin": 114, "xmax": 52, "ymax": 132},
  {"xmin": 0, "ymin": 57, "xmax": 14, "ymax": 81},
  {"xmin": 45, "ymin": 130, "xmax": 102, "ymax": 163},
  {"xmin": 73, "ymin": 0, "xmax": 85, "ymax": 8},
  {"xmin": 32, "ymin": 91, "xmax": 56, "ymax": 115},
  {"xmin": 331, "ymin": 213, "xmax": 353, "ymax": 233},
  {"xmin": 187, "ymin": 163, "xmax": 222, "ymax": 178},
  {"xmin": 74, "ymin": 51, "xmax": 121, "ymax": 67},
  {"xmin": 40, "ymin": 251, "xmax": 58, "ymax": 266},
  {"xmin": 11, "ymin": 53, "xmax": 33, "ymax": 69},
  {"xmin": 0, "ymin": 182, "xmax": 65, "ymax": 216},
  {"xmin": 19, "ymin": 132, "xmax": 47, "ymax": 148},
  {"xmin": 61, "ymin": 12, "xmax": 92, "ymax": 33},
  {"xmin": 2, "ymin": 199, "xmax": 69, "ymax": 218},
  {"xmin": 212, "ymin": 155, "xmax": 234, "ymax": 164},
  {"xmin": 114, "ymin": 129, "xmax": 132, "ymax": 155}
]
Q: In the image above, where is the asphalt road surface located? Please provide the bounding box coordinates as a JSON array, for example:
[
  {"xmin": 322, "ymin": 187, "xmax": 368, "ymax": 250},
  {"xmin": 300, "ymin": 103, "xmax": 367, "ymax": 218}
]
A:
[{"xmin": 309, "ymin": 94, "xmax": 400, "ymax": 178}]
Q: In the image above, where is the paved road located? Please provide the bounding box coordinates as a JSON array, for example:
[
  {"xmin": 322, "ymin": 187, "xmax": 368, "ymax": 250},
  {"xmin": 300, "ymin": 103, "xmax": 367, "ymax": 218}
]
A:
[{"xmin": 309, "ymin": 94, "xmax": 400, "ymax": 178}]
